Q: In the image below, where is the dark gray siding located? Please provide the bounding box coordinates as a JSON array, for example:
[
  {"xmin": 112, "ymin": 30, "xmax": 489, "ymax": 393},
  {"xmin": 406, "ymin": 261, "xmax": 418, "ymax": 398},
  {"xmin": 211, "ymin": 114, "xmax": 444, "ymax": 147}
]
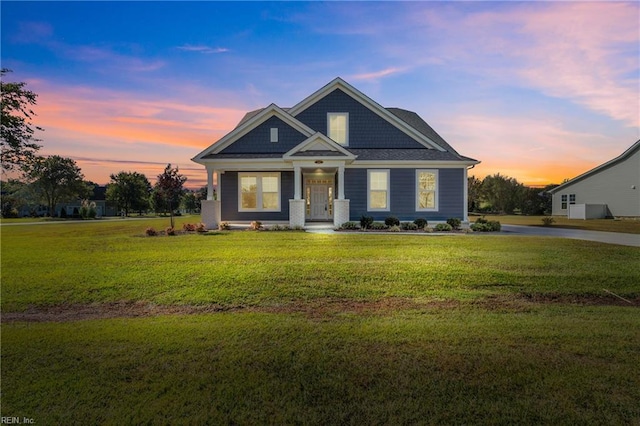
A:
[
  {"xmin": 295, "ymin": 89, "xmax": 425, "ymax": 149},
  {"xmin": 220, "ymin": 171, "xmax": 293, "ymax": 221},
  {"xmin": 344, "ymin": 168, "xmax": 465, "ymax": 221},
  {"xmin": 219, "ymin": 116, "xmax": 307, "ymax": 154}
]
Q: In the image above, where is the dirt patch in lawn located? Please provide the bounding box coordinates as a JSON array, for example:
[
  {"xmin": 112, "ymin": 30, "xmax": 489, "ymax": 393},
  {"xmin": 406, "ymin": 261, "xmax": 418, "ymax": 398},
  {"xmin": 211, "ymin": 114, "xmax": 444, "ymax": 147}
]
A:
[{"xmin": 2, "ymin": 294, "xmax": 637, "ymax": 323}]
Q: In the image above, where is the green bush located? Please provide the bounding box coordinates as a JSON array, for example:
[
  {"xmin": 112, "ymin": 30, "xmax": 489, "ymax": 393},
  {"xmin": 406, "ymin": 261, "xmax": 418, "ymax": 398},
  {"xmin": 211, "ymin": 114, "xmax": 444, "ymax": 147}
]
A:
[
  {"xmin": 385, "ymin": 216, "xmax": 400, "ymax": 227},
  {"xmin": 389, "ymin": 225, "xmax": 401, "ymax": 232},
  {"xmin": 370, "ymin": 222, "xmax": 387, "ymax": 230},
  {"xmin": 541, "ymin": 217, "xmax": 555, "ymax": 226},
  {"xmin": 434, "ymin": 223, "xmax": 453, "ymax": 232},
  {"xmin": 360, "ymin": 215, "xmax": 374, "ymax": 230},
  {"xmin": 339, "ymin": 221, "xmax": 360, "ymax": 230},
  {"xmin": 446, "ymin": 217, "xmax": 462, "ymax": 230},
  {"xmin": 413, "ymin": 218, "xmax": 428, "ymax": 228},
  {"xmin": 401, "ymin": 222, "xmax": 419, "ymax": 231},
  {"xmin": 471, "ymin": 219, "xmax": 501, "ymax": 232}
]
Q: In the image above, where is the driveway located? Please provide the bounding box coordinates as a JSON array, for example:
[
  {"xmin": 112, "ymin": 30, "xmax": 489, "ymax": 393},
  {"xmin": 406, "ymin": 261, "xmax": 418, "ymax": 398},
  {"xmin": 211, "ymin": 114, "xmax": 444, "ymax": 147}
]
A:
[{"xmin": 502, "ymin": 224, "xmax": 640, "ymax": 247}]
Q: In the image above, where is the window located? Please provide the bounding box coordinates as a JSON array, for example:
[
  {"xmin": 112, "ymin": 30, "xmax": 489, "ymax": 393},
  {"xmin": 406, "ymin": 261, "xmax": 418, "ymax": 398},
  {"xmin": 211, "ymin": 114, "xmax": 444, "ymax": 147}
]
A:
[
  {"xmin": 561, "ymin": 194, "xmax": 567, "ymax": 209},
  {"xmin": 569, "ymin": 194, "xmax": 576, "ymax": 205},
  {"xmin": 368, "ymin": 170, "xmax": 389, "ymax": 211},
  {"xmin": 327, "ymin": 113, "xmax": 348, "ymax": 145},
  {"xmin": 238, "ymin": 173, "xmax": 280, "ymax": 211},
  {"xmin": 270, "ymin": 127, "xmax": 278, "ymax": 143},
  {"xmin": 416, "ymin": 170, "xmax": 438, "ymax": 211}
]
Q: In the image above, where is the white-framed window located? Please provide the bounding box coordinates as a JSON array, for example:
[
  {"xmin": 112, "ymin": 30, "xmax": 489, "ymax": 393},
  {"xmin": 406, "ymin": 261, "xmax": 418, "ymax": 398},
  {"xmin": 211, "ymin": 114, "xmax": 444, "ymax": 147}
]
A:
[
  {"xmin": 327, "ymin": 113, "xmax": 349, "ymax": 146},
  {"xmin": 416, "ymin": 170, "xmax": 438, "ymax": 211},
  {"xmin": 238, "ymin": 172, "xmax": 281, "ymax": 212},
  {"xmin": 270, "ymin": 127, "xmax": 278, "ymax": 143},
  {"xmin": 561, "ymin": 194, "xmax": 568, "ymax": 209},
  {"xmin": 569, "ymin": 194, "xmax": 576, "ymax": 205},
  {"xmin": 368, "ymin": 169, "xmax": 390, "ymax": 211}
]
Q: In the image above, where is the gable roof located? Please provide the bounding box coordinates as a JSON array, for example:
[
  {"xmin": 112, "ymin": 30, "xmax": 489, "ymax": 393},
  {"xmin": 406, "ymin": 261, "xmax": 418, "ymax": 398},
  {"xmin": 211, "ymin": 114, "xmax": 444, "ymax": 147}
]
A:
[
  {"xmin": 283, "ymin": 132, "xmax": 356, "ymax": 161},
  {"xmin": 548, "ymin": 140, "xmax": 640, "ymax": 193},
  {"xmin": 192, "ymin": 104, "xmax": 314, "ymax": 162},
  {"xmin": 288, "ymin": 77, "xmax": 446, "ymax": 152}
]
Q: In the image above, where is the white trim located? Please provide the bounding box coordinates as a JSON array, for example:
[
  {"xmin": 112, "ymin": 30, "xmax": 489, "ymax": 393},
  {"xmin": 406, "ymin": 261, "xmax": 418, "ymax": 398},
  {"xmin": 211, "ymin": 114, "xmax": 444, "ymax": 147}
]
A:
[
  {"xmin": 288, "ymin": 77, "xmax": 445, "ymax": 151},
  {"xmin": 415, "ymin": 169, "xmax": 439, "ymax": 212},
  {"xmin": 237, "ymin": 172, "xmax": 281, "ymax": 212},
  {"xmin": 283, "ymin": 132, "xmax": 356, "ymax": 162},
  {"xmin": 367, "ymin": 169, "xmax": 390, "ymax": 212},
  {"xmin": 327, "ymin": 112, "xmax": 349, "ymax": 146}
]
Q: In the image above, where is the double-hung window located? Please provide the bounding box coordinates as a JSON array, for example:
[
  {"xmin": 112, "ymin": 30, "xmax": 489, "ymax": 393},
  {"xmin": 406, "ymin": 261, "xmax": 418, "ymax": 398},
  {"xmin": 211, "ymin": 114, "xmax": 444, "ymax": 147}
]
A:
[
  {"xmin": 561, "ymin": 194, "xmax": 568, "ymax": 209},
  {"xmin": 239, "ymin": 173, "xmax": 280, "ymax": 211},
  {"xmin": 416, "ymin": 170, "xmax": 438, "ymax": 211},
  {"xmin": 368, "ymin": 170, "xmax": 390, "ymax": 211},
  {"xmin": 327, "ymin": 113, "xmax": 348, "ymax": 146}
]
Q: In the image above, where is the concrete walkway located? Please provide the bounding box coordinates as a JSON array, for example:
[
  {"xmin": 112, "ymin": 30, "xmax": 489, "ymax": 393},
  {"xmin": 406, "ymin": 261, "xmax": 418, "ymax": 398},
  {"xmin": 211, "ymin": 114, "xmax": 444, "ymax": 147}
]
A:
[{"xmin": 501, "ymin": 224, "xmax": 640, "ymax": 247}]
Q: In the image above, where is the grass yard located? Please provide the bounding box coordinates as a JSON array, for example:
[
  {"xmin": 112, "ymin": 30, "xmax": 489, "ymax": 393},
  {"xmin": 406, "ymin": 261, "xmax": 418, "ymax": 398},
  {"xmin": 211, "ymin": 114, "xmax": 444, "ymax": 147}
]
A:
[
  {"xmin": 477, "ymin": 214, "xmax": 640, "ymax": 234},
  {"xmin": 2, "ymin": 218, "xmax": 639, "ymax": 424}
]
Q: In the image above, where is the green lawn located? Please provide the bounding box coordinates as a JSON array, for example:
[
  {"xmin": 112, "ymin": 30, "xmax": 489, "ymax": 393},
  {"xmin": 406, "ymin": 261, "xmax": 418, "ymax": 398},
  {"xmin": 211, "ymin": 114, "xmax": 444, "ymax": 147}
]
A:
[
  {"xmin": 2, "ymin": 219, "xmax": 639, "ymax": 424},
  {"xmin": 477, "ymin": 214, "xmax": 640, "ymax": 234}
]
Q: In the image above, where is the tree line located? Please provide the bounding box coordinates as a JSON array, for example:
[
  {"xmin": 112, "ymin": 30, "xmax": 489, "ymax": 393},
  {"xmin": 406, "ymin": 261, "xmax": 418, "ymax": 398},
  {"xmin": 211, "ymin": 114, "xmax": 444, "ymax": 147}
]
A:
[
  {"xmin": 468, "ymin": 174, "xmax": 558, "ymax": 215},
  {"xmin": 1, "ymin": 68, "xmax": 202, "ymax": 222}
]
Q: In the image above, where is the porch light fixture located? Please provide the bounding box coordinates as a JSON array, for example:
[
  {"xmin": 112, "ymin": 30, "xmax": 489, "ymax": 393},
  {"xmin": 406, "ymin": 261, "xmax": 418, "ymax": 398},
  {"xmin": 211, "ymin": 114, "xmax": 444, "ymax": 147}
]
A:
[{"xmin": 315, "ymin": 160, "xmax": 324, "ymax": 164}]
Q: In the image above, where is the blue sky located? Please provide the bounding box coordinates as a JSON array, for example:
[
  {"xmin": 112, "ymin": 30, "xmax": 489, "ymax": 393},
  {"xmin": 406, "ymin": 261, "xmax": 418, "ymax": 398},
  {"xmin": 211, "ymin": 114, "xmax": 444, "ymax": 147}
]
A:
[{"xmin": 2, "ymin": 1, "xmax": 638, "ymax": 188}]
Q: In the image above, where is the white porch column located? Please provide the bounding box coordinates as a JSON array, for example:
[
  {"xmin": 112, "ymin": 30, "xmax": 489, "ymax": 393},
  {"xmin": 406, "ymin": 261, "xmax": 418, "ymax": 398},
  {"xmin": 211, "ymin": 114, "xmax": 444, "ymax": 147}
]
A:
[
  {"xmin": 337, "ymin": 164, "xmax": 345, "ymax": 200},
  {"xmin": 294, "ymin": 165, "xmax": 302, "ymax": 199},
  {"xmin": 463, "ymin": 167, "xmax": 469, "ymax": 224},
  {"xmin": 201, "ymin": 199, "xmax": 221, "ymax": 229},
  {"xmin": 333, "ymin": 199, "xmax": 350, "ymax": 227}
]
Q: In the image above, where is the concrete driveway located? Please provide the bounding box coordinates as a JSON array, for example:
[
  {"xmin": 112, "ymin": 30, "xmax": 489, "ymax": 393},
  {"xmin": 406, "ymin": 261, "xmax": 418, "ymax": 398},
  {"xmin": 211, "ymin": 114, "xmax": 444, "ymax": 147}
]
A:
[{"xmin": 501, "ymin": 224, "xmax": 640, "ymax": 247}]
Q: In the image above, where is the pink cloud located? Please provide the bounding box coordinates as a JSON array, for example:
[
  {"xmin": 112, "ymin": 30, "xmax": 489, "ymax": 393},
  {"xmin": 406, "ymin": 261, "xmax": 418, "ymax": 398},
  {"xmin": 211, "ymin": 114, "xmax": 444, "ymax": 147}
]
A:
[{"xmin": 349, "ymin": 67, "xmax": 405, "ymax": 81}]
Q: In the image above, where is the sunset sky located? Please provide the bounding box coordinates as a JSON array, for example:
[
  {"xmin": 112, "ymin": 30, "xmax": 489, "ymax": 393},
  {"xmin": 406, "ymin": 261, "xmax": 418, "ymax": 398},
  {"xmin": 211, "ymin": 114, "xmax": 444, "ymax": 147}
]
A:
[{"xmin": 2, "ymin": 1, "xmax": 638, "ymax": 189}]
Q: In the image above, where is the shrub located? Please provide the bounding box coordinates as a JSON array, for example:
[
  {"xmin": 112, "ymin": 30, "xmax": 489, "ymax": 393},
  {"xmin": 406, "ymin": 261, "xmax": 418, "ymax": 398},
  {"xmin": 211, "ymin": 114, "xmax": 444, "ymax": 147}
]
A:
[
  {"xmin": 250, "ymin": 221, "xmax": 262, "ymax": 230},
  {"xmin": 389, "ymin": 225, "xmax": 401, "ymax": 232},
  {"xmin": 218, "ymin": 222, "xmax": 230, "ymax": 231},
  {"xmin": 196, "ymin": 223, "xmax": 207, "ymax": 233},
  {"xmin": 338, "ymin": 221, "xmax": 360, "ymax": 230},
  {"xmin": 413, "ymin": 218, "xmax": 428, "ymax": 228},
  {"xmin": 145, "ymin": 227, "xmax": 158, "ymax": 236},
  {"xmin": 475, "ymin": 216, "xmax": 488, "ymax": 224},
  {"xmin": 471, "ymin": 219, "xmax": 501, "ymax": 232},
  {"xmin": 370, "ymin": 222, "xmax": 388, "ymax": 230},
  {"xmin": 541, "ymin": 217, "xmax": 555, "ymax": 226},
  {"xmin": 434, "ymin": 223, "xmax": 453, "ymax": 232},
  {"xmin": 268, "ymin": 224, "xmax": 291, "ymax": 231},
  {"xmin": 166, "ymin": 227, "xmax": 176, "ymax": 236},
  {"xmin": 446, "ymin": 217, "xmax": 462, "ymax": 230},
  {"xmin": 487, "ymin": 220, "xmax": 501, "ymax": 231},
  {"xmin": 385, "ymin": 216, "xmax": 400, "ymax": 227},
  {"xmin": 360, "ymin": 215, "xmax": 374, "ymax": 230},
  {"xmin": 183, "ymin": 223, "xmax": 197, "ymax": 232},
  {"xmin": 401, "ymin": 222, "xmax": 418, "ymax": 231}
]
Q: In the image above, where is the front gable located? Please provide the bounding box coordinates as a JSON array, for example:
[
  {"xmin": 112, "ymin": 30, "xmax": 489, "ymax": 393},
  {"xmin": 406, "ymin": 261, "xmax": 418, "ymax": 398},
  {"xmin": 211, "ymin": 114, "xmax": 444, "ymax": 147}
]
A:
[
  {"xmin": 283, "ymin": 133, "xmax": 356, "ymax": 162},
  {"xmin": 289, "ymin": 78, "xmax": 445, "ymax": 151}
]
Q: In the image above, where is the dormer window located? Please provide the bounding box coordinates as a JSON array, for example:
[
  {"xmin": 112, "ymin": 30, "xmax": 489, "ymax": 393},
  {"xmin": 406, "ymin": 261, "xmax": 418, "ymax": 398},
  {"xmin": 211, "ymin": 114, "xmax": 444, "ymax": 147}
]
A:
[
  {"xmin": 270, "ymin": 127, "xmax": 278, "ymax": 143},
  {"xmin": 327, "ymin": 113, "xmax": 348, "ymax": 146}
]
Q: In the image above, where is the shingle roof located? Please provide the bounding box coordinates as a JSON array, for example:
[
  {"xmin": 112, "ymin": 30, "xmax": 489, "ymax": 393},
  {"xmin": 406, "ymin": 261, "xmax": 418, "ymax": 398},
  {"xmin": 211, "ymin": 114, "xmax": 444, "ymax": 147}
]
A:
[
  {"xmin": 385, "ymin": 108, "xmax": 460, "ymax": 156},
  {"xmin": 348, "ymin": 149, "xmax": 471, "ymax": 162}
]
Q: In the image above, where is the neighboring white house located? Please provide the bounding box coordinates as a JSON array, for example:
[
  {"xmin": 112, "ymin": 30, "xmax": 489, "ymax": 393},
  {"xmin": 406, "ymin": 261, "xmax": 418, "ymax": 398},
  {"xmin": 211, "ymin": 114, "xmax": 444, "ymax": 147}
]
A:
[{"xmin": 549, "ymin": 140, "xmax": 640, "ymax": 218}]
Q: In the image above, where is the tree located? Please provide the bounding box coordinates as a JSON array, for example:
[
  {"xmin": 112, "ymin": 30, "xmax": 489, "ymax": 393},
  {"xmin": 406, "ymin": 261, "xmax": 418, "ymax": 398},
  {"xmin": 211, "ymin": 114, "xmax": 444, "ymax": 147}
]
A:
[
  {"xmin": 480, "ymin": 174, "xmax": 525, "ymax": 214},
  {"xmin": 106, "ymin": 171, "xmax": 151, "ymax": 216},
  {"xmin": 26, "ymin": 155, "xmax": 89, "ymax": 216},
  {"xmin": 154, "ymin": 164, "xmax": 187, "ymax": 228},
  {"xmin": 180, "ymin": 190, "xmax": 199, "ymax": 214},
  {"xmin": 1, "ymin": 69, "xmax": 43, "ymax": 172},
  {"xmin": 467, "ymin": 176, "xmax": 483, "ymax": 212}
]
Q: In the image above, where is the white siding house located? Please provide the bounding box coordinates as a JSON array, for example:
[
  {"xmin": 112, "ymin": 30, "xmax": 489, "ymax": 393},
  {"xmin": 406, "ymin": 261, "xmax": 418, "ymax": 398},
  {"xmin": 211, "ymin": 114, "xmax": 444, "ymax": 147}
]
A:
[{"xmin": 549, "ymin": 140, "xmax": 640, "ymax": 218}]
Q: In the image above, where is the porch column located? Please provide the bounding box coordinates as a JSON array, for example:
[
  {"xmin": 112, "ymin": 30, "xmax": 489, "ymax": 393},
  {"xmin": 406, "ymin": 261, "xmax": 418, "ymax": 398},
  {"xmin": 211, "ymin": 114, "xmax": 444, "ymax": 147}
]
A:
[
  {"xmin": 294, "ymin": 165, "xmax": 302, "ymax": 199},
  {"xmin": 463, "ymin": 167, "xmax": 469, "ymax": 224},
  {"xmin": 337, "ymin": 164, "xmax": 345, "ymax": 200}
]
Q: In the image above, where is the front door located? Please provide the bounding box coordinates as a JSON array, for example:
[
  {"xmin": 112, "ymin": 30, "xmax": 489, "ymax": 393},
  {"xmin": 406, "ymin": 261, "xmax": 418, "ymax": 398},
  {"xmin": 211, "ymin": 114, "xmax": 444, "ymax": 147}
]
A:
[{"xmin": 309, "ymin": 184, "xmax": 333, "ymax": 221}]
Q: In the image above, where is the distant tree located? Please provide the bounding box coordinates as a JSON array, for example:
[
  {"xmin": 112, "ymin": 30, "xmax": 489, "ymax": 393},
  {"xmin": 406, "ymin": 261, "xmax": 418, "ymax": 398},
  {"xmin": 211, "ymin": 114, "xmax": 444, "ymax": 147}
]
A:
[
  {"xmin": 180, "ymin": 190, "xmax": 199, "ymax": 214},
  {"xmin": 1, "ymin": 69, "xmax": 43, "ymax": 172},
  {"xmin": 106, "ymin": 171, "xmax": 151, "ymax": 216},
  {"xmin": 467, "ymin": 176, "xmax": 483, "ymax": 212},
  {"xmin": 154, "ymin": 164, "xmax": 187, "ymax": 228},
  {"xmin": 480, "ymin": 173, "xmax": 525, "ymax": 214},
  {"xmin": 26, "ymin": 155, "xmax": 90, "ymax": 216}
]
